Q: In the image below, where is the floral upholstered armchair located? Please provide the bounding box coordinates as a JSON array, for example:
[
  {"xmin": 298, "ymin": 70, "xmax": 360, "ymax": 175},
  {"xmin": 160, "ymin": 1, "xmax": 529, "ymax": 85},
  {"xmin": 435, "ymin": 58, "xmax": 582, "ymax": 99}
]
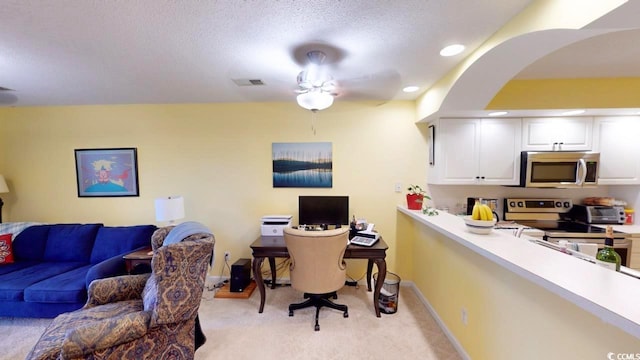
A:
[{"xmin": 27, "ymin": 223, "xmax": 215, "ymax": 360}]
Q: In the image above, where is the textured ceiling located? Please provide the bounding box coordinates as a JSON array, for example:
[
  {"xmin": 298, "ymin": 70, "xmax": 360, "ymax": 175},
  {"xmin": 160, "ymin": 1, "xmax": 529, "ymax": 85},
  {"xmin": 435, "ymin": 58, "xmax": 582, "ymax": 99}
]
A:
[
  {"xmin": 1, "ymin": 1, "xmax": 638, "ymax": 109},
  {"xmin": 0, "ymin": 0, "xmax": 532, "ymax": 106}
]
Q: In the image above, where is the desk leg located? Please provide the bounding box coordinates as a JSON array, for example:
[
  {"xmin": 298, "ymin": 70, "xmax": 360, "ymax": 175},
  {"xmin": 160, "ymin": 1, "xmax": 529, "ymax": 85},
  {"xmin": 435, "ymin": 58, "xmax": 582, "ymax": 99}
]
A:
[
  {"xmin": 366, "ymin": 259, "xmax": 374, "ymax": 291},
  {"xmin": 268, "ymin": 257, "xmax": 276, "ymax": 289},
  {"xmin": 372, "ymin": 258, "xmax": 386, "ymax": 318},
  {"xmin": 252, "ymin": 256, "xmax": 266, "ymax": 313}
]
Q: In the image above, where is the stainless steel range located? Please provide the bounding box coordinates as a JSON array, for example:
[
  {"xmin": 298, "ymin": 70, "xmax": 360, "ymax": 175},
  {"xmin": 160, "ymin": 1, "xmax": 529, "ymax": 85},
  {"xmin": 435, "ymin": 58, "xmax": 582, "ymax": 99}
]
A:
[{"xmin": 502, "ymin": 197, "xmax": 631, "ymax": 266}]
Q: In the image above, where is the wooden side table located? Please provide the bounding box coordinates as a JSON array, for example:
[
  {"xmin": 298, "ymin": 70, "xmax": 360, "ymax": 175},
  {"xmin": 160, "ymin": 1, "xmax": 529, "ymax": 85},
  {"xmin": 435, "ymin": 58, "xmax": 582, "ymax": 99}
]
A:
[{"xmin": 123, "ymin": 247, "xmax": 153, "ymax": 274}]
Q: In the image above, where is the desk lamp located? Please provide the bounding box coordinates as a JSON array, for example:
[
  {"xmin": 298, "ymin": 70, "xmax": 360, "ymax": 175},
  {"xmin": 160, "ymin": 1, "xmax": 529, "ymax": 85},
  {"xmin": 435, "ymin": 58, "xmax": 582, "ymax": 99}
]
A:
[
  {"xmin": 0, "ymin": 175, "xmax": 9, "ymax": 223},
  {"xmin": 154, "ymin": 196, "xmax": 185, "ymax": 225}
]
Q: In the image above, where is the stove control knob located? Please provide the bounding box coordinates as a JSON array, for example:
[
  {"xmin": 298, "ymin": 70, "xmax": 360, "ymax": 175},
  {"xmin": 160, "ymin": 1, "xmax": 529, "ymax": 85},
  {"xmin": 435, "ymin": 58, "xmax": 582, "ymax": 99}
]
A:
[
  {"xmin": 517, "ymin": 201, "xmax": 524, "ymax": 207},
  {"xmin": 563, "ymin": 201, "xmax": 571, "ymax": 208},
  {"xmin": 555, "ymin": 201, "xmax": 562, "ymax": 208},
  {"xmin": 509, "ymin": 201, "xmax": 516, "ymax": 208}
]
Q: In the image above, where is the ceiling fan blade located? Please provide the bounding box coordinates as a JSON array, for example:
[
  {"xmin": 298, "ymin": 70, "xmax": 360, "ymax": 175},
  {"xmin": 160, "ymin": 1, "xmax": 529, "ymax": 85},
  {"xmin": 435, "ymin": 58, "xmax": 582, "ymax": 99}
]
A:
[{"xmin": 338, "ymin": 69, "xmax": 402, "ymax": 101}]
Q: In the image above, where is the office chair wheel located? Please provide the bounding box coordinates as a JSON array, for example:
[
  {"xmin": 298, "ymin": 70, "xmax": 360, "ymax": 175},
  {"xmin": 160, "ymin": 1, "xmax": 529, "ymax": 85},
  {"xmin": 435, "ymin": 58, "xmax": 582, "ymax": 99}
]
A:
[
  {"xmin": 289, "ymin": 310, "xmax": 294, "ymax": 316},
  {"xmin": 343, "ymin": 311, "xmax": 349, "ymax": 318},
  {"xmin": 315, "ymin": 324, "xmax": 320, "ymax": 331}
]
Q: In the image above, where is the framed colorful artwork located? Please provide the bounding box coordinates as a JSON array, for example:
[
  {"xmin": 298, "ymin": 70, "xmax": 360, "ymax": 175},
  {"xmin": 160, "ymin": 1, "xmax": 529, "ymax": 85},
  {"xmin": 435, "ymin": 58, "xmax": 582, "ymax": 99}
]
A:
[
  {"xmin": 272, "ymin": 142, "xmax": 333, "ymax": 188},
  {"xmin": 75, "ymin": 148, "xmax": 140, "ymax": 197}
]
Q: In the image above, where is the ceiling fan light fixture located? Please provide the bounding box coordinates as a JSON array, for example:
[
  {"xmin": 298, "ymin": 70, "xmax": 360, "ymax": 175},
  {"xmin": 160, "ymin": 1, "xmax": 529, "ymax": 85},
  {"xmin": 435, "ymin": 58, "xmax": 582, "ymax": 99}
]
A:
[{"xmin": 296, "ymin": 91, "xmax": 334, "ymax": 111}]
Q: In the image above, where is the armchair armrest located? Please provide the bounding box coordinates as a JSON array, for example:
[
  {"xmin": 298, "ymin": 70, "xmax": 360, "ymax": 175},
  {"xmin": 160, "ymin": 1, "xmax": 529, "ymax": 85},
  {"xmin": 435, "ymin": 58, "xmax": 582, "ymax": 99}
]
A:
[
  {"xmin": 84, "ymin": 274, "xmax": 150, "ymax": 308},
  {"xmin": 85, "ymin": 254, "xmax": 128, "ymax": 288},
  {"xmin": 61, "ymin": 311, "xmax": 151, "ymax": 359}
]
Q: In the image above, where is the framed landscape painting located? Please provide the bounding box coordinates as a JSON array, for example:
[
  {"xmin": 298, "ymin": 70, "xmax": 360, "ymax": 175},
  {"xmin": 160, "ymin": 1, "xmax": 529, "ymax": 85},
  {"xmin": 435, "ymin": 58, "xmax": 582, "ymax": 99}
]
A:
[
  {"xmin": 272, "ymin": 142, "xmax": 332, "ymax": 188},
  {"xmin": 75, "ymin": 148, "xmax": 140, "ymax": 197}
]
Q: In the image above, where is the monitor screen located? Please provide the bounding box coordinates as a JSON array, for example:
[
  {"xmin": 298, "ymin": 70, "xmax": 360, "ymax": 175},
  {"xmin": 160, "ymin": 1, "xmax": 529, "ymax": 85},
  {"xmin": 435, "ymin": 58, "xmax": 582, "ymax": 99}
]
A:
[{"xmin": 298, "ymin": 196, "xmax": 349, "ymax": 227}]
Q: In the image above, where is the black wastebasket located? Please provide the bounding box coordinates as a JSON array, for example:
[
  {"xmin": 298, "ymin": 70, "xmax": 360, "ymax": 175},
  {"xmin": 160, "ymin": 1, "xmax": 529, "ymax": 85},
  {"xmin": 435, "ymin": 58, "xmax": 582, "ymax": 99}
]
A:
[{"xmin": 373, "ymin": 272, "xmax": 401, "ymax": 314}]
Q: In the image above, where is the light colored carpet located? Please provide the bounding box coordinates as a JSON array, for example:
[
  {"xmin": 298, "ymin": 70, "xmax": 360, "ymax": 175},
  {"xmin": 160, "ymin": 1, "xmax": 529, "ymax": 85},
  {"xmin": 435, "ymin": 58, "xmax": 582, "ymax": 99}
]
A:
[{"xmin": 1, "ymin": 285, "xmax": 462, "ymax": 360}]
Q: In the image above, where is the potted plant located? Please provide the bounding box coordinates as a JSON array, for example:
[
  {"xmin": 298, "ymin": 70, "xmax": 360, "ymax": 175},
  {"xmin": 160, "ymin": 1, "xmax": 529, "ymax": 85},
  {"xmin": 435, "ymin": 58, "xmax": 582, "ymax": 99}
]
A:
[{"xmin": 406, "ymin": 185, "xmax": 429, "ymax": 210}]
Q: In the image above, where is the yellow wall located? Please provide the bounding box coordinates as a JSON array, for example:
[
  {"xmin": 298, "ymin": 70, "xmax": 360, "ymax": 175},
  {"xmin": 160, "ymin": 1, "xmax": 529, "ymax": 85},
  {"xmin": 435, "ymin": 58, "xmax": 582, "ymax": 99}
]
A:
[
  {"xmin": 488, "ymin": 77, "xmax": 640, "ymax": 109},
  {"xmin": 0, "ymin": 101, "xmax": 425, "ymax": 278},
  {"xmin": 397, "ymin": 212, "xmax": 640, "ymax": 359}
]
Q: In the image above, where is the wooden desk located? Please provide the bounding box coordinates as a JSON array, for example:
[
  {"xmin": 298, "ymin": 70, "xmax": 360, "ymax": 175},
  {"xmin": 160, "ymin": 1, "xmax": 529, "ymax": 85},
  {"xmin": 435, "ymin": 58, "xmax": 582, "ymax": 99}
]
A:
[
  {"xmin": 250, "ymin": 236, "xmax": 388, "ymax": 317},
  {"xmin": 122, "ymin": 247, "xmax": 153, "ymax": 274}
]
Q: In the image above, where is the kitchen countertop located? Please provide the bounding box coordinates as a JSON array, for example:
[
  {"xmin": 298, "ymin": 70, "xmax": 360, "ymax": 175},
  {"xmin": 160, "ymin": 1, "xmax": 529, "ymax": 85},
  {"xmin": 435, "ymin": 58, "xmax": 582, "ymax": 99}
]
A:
[
  {"xmin": 398, "ymin": 206, "xmax": 640, "ymax": 339},
  {"xmin": 595, "ymin": 224, "xmax": 640, "ymax": 236}
]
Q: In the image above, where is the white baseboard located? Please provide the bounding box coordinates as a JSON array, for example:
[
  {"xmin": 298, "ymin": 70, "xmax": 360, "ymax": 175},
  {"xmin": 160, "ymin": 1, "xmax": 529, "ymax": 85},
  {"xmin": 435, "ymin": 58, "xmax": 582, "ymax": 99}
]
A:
[{"xmin": 403, "ymin": 281, "xmax": 471, "ymax": 360}]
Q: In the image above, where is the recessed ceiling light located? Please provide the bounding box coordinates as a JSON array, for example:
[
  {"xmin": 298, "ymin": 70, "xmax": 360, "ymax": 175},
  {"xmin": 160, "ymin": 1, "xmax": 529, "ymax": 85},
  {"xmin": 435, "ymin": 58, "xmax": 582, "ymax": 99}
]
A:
[
  {"xmin": 402, "ymin": 86, "xmax": 420, "ymax": 93},
  {"xmin": 488, "ymin": 111, "xmax": 508, "ymax": 116},
  {"xmin": 440, "ymin": 44, "xmax": 465, "ymax": 57},
  {"xmin": 561, "ymin": 109, "xmax": 586, "ymax": 116}
]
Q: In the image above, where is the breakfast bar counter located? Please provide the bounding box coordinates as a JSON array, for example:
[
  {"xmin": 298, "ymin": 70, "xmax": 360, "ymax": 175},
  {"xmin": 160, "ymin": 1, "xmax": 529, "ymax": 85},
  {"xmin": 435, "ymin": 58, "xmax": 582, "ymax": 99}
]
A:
[{"xmin": 397, "ymin": 206, "xmax": 640, "ymax": 359}]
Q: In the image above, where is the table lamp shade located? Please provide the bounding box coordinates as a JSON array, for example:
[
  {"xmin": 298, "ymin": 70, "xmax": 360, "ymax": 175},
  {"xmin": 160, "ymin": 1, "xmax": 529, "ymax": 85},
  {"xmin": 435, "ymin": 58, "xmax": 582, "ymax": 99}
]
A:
[
  {"xmin": 155, "ymin": 196, "xmax": 185, "ymax": 223},
  {"xmin": 0, "ymin": 175, "xmax": 8, "ymax": 194}
]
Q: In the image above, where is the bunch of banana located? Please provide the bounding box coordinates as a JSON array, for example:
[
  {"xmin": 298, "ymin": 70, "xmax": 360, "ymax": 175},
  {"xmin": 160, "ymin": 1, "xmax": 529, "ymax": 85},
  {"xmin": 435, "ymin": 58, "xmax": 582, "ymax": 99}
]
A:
[{"xmin": 471, "ymin": 201, "xmax": 494, "ymax": 221}]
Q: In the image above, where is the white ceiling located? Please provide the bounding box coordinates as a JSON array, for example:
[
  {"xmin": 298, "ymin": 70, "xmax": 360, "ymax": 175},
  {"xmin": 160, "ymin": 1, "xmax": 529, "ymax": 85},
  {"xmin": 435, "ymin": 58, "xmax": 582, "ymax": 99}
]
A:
[{"xmin": 0, "ymin": 0, "xmax": 638, "ymax": 109}]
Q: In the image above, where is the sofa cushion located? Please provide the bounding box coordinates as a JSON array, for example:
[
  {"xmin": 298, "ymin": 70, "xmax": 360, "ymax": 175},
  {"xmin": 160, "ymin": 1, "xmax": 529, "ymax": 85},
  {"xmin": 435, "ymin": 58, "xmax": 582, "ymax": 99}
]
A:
[
  {"xmin": 0, "ymin": 260, "xmax": 39, "ymax": 276},
  {"xmin": 0, "ymin": 262, "xmax": 85, "ymax": 301},
  {"xmin": 13, "ymin": 225, "xmax": 51, "ymax": 261},
  {"xmin": 24, "ymin": 265, "xmax": 92, "ymax": 303},
  {"xmin": 90, "ymin": 225, "xmax": 156, "ymax": 264},
  {"xmin": 0, "ymin": 222, "xmax": 43, "ymax": 239},
  {"xmin": 43, "ymin": 224, "xmax": 102, "ymax": 262},
  {"xmin": 0, "ymin": 233, "xmax": 14, "ymax": 264}
]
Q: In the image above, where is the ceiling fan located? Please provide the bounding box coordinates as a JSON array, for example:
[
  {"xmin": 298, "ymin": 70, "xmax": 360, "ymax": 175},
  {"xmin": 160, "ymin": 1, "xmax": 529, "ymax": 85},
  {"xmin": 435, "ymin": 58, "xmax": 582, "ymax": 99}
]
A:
[
  {"xmin": 295, "ymin": 50, "xmax": 337, "ymax": 112},
  {"xmin": 292, "ymin": 47, "xmax": 402, "ymax": 112}
]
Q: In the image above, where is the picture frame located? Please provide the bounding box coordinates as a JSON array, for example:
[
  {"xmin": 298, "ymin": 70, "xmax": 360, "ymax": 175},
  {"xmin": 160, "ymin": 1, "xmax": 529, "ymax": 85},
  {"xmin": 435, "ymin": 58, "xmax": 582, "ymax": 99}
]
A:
[
  {"xmin": 428, "ymin": 124, "xmax": 435, "ymax": 166},
  {"xmin": 272, "ymin": 142, "xmax": 333, "ymax": 188},
  {"xmin": 75, "ymin": 148, "xmax": 140, "ymax": 197}
]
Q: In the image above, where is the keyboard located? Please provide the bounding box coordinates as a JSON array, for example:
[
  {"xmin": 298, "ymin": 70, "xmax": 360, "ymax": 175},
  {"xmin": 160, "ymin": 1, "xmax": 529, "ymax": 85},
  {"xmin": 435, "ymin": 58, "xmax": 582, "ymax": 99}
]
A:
[{"xmin": 349, "ymin": 236, "xmax": 379, "ymax": 247}]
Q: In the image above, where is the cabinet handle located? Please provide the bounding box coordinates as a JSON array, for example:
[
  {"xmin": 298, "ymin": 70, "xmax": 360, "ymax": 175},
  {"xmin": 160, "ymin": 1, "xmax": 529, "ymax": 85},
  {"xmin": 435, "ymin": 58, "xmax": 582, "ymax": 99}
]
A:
[
  {"xmin": 481, "ymin": 176, "xmax": 485, "ymax": 179},
  {"xmin": 475, "ymin": 176, "xmax": 480, "ymax": 179}
]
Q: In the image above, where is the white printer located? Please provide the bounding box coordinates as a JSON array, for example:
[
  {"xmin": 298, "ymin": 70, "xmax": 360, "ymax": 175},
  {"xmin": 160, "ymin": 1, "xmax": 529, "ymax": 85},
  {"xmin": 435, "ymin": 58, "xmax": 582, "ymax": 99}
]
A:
[{"xmin": 261, "ymin": 215, "xmax": 292, "ymax": 236}]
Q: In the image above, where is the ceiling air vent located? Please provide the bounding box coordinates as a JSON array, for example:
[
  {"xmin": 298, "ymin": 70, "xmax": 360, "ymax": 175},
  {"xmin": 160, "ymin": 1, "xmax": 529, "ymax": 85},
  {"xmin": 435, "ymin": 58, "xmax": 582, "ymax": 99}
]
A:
[{"xmin": 232, "ymin": 79, "xmax": 265, "ymax": 86}]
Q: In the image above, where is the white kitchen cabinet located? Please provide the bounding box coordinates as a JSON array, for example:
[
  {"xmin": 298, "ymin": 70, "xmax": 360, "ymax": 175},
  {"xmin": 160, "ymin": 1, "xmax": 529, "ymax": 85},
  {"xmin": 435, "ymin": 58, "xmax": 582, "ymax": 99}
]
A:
[
  {"xmin": 522, "ymin": 117, "xmax": 593, "ymax": 151},
  {"xmin": 428, "ymin": 118, "xmax": 521, "ymax": 185},
  {"xmin": 593, "ymin": 116, "xmax": 640, "ymax": 185}
]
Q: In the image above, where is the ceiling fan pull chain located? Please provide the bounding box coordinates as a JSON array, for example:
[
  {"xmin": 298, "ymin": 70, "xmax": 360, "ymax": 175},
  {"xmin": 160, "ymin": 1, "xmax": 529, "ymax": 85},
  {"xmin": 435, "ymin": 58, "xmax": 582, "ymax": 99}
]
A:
[{"xmin": 310, "ymin": 110, "xmax": 317, "ymax": 135}]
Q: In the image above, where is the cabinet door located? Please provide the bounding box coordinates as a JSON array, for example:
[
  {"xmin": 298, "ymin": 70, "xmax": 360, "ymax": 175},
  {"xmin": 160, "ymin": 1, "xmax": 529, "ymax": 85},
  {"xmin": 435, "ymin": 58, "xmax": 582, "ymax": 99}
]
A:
[
  {"xmin": 522, "ymin": 117, "xmax": 592, "ymax": 151},
  {"xmin": 593, "ymin": 116, "xmax": 640, "ymax": 184},
  {"xmin": 436, "ymin": 119, "xmax": 480, "ymax": 184},
  {"xmin": 629, "ymin": 236, "xmax": 640, "ymax": 271},
  {"xmin": 428, "ymin": 118, "xmax": 521, "ymax": 185},
  {"xmin": 478, "ymin": 118, "xmax": 521, "ymax": 185}
]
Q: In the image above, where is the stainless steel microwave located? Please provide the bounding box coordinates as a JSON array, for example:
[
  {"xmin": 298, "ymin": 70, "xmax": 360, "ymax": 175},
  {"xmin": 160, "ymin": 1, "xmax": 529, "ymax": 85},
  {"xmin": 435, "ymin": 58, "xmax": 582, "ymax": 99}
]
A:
[{"xmin": 520, "ymin": 151, "xmax": 600, "ymax": 188}]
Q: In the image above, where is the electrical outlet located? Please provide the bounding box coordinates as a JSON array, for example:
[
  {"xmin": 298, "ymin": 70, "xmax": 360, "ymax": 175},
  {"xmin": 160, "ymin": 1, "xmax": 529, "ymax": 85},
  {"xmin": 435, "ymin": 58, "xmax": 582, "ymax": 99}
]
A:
[
  {"xmin": 461, "ymin": 308, "xmax": 468, "ymax": 326},
  {"xmin": 224, "ymin": 251, "xmax": 231, "ymax": 262},
  {"xmin": 394, "ymin": 182, "xmax": 402, "ymax": 193}
]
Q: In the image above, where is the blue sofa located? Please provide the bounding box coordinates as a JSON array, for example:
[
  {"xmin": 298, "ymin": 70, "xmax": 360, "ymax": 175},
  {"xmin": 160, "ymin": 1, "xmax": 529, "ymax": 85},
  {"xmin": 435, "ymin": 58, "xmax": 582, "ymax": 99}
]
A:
[{"xmin": 0, "ymin": 223, "xmax": 157, "ymax": 318}]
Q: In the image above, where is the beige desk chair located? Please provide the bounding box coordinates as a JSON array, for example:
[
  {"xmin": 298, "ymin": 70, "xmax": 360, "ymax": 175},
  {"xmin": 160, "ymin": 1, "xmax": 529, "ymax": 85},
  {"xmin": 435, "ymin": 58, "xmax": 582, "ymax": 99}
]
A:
[{"xmin": 284, "ymin": 226, "xmax": 349, "ymax": 331}]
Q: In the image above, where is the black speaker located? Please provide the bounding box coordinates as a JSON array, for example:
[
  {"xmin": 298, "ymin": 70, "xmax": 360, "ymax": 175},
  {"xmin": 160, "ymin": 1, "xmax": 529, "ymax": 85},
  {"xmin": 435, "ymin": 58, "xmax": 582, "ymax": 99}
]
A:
[{"xmin": 230, "ymin": 258, "xmax": 251, "ymax": 292}]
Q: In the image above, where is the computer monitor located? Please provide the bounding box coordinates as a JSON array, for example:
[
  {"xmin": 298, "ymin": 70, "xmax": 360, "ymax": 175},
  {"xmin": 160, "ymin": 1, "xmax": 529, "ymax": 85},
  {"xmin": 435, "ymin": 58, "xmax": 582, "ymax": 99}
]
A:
[{"xmin": 298, "ymin": 196, "xmax": 349, "ymax": 229}]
